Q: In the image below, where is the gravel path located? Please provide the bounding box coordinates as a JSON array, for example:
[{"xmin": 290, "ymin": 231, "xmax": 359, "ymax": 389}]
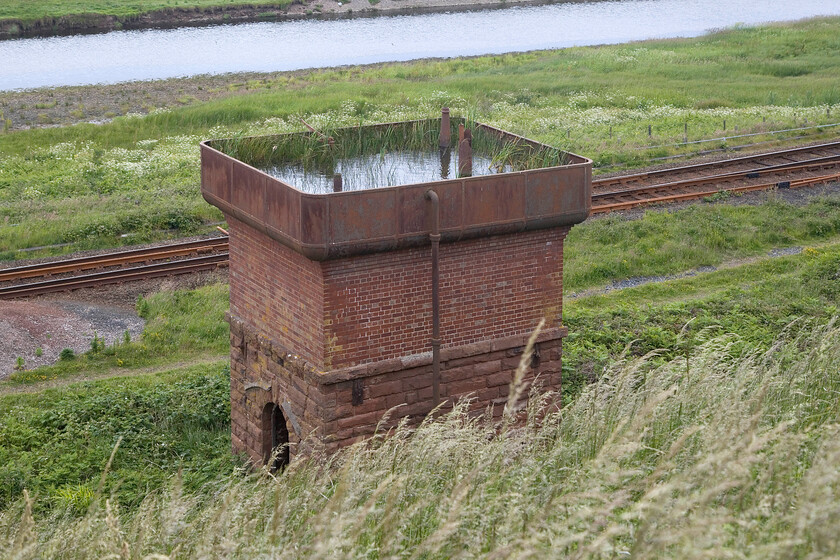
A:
[{"xmin": 567, "ymin": 247, "xmax": 805, "ymax": 300}]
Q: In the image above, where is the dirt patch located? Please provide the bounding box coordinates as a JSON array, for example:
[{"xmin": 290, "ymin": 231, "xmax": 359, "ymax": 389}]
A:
[
  {"xmin": 0, "ymin": 298, "xmax": 143, "ymax": 378},
  {"xmin": 0, "ymin": 268, "xmax": 226, "ymax": 379},
  {"xmin": 0, "ymin": 72, "xmax": 294, "ymax": 130},
  {"xmin": 2, "ymin": 56, "xmax": 450, "ymax": 129}
]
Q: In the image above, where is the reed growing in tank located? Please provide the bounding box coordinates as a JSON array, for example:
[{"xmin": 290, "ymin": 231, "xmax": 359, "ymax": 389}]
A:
[{"xmin": 207, "ymin": 117, "xmax": 569, "ymax": 193}]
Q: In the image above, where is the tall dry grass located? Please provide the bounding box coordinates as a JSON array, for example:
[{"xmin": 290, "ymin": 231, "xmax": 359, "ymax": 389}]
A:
[{"xmin": 2, "ymin": 320, "xmax": 839, "ymax": 558}]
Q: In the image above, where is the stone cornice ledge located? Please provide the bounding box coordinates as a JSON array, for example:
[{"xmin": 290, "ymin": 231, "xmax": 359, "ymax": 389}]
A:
[
  {"xmin": 319, "ymin": 326, "xmax": 568, "ymax": 385},
  {"xmin": 227, "ymin": 312, "xmax": 566, "ymax": 387}
]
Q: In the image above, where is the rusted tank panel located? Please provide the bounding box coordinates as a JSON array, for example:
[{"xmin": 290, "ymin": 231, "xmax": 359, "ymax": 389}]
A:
[{"xmin": 201, "ymin": 121, "xmax": 591, "ymax": 261}]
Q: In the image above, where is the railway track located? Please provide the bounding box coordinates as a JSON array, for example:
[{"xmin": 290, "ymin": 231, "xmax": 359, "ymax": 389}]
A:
[
  {"xmin": 0, "ymin": 237, "xmax": 229, "ymax": 299},
  {"xmin": 3, "ymin": 142, "xmax": 840, "ymax": 299},
  {"xmin": 592, "ymin": 140, "xmax": 840, "ymax": 213}
]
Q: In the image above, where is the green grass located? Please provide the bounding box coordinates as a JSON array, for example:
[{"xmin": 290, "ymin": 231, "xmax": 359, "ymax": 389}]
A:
[
  {"xmin": 213, "ymin": 117, "xmax": 564, "ymax": 176},
  {"xmin": 0, "ymin": 0, "xmax": 294, "ymax": 26},
  {"xmin": 564, "ymin": 194, "xmax": 840, "ymax": 292},
  {"xmin": 562, "ymin": 237, "xmax": 840, "ymax": 400},
  {"xmin": 0, "ymin": 362, "xmax": 234, "ymax": 515},
  {"xmin": 3, "ymin": 18, "xmax": 840, "ymax": 255},
  {"xmin": 5, "ymin": 217, "xmax": 839, "ymax": 554},
  {"xmin": 2, "ymin": 19, "xmax": 840, "ymax": 555},
  {"xmin": 0, "ymin": 196, "xmax": 838, "ymax": 557},
  {"xmin": 4, "ymin": 197, "xmax": 840, "ymax": 523},
  {"xmin": 5, "ymin": 282, "xmax": 229, "ymax": 385},
  {"xmin": 0, "ymin": 282, "xmax": 233, "ymax": 515},
  {"xmin": 3, "ymin": 319, "xmax": 840, "ymax": 557}
]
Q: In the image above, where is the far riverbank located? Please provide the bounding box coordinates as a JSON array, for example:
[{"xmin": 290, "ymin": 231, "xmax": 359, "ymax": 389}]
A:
[{"xmin": 0, "ymin": 0, "xmax": 560, "ymax": 40}]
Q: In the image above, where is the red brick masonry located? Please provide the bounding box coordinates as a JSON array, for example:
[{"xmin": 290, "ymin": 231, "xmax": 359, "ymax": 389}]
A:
[
  {"xmin": 229, "ymin": 313, "xmax": 566, "ymax": 464},
  {"xmin": 227, "ymin": 218, "xmax": 570, "ymax": 464},
  {"xmin": 229, "ymin": 217, "xmax": 569, "ymax": 368}
]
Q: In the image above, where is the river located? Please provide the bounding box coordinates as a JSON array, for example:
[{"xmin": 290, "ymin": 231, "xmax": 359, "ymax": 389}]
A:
[{"xmin": 2, "ymin": 0, "xmax": 840, "ymax": 91}]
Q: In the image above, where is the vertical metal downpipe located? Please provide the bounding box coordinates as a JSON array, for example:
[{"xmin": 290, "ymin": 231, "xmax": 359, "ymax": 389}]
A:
[{"xmin": 425, "ymin": 189, "xmax": 441, "ymax": 407}]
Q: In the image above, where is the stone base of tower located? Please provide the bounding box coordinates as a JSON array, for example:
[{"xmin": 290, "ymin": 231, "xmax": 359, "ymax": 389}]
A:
[{"xmin": 228, "ymin": 315, "xmax": 565, "ymax": 465}]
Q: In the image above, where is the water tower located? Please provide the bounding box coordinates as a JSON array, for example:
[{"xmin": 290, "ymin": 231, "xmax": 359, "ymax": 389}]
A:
[{"xmin": 201, "ymin": 114, "xmax": 591, "ymax": 466}]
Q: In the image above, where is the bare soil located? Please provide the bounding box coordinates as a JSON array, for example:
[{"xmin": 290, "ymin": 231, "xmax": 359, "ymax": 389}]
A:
[
  {"xmin": 1, "ymin": 71, "xmax": 302, "ymax": 130},
  {"xmin": 3, "ymin": 57, "xmax": 446, "ymax": 130},
  {"xmin": 0, "ymin": 268, "xmax": 226, "ymax": 379},
  {"xmin": 0, "ymin": 298, "xmax": 144, "ymax": 378}
]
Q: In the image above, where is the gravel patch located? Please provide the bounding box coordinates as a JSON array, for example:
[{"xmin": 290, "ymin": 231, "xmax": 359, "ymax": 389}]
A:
[
  {"xmin": 768, "ymin": 246, "xmax": 803, "ymax": 257},
  {"xmin": 0, "ymin": 268, "xmax": 227, "ymax": 379},
  {"xmin": 0, "ymin": 298, "xmax": 144, "ymax": 379}
]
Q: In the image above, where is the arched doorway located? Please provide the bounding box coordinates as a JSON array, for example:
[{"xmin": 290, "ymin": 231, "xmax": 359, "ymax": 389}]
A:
[{"xmin": 261, "ymin": 402, "xmax": 290, "ymax": 471}]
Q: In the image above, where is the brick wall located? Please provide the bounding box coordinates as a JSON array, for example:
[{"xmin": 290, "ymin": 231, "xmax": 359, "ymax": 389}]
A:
[
  {"xmin": 226, "ymin": 218, "xmax": 569, "ymax": 465},
  {"xmin": 230, "ymin": 216, "xmax": 568, "ymax": 371},
  {"xmin": 228, "ymin": 315, "xmax": 330, "ymax": 464},
  {"xmin": 323, "ymin": 227, "xmax": 569, "ymax": 368},
  {"xmin": 229, "ymin": 313, "xmax": 566, "ymax": 464},
  {"xmin": 228, "ymin": 217, "xmax": 326, "ymax": 366}
]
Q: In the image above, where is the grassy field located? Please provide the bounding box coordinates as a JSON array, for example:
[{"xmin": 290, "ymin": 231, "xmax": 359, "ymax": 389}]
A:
[
  {"xmin": 2, "ymin": 271, "xmax": 840, "ymax": 556},
  {"xmin": 2, "ymin": 17, "xmax": 840, "ymax": 557},
  {"xmin": 3, "ymin": 17, "xmax": 840, "ymax": 257},
  {"xmin": 3, "ymin": 195, "xmax": 840, "ymax": 523},
  {"xmin": 0, "ymin": 363, "xmax": 233, "ymax": 514},
  {"xmin": 0, "ymin": 283, "xmax": 232, "ymax": 514},
  {"xmin": 0, "ymin": 0, "xmax": 297, "ymax": 38},
  {"xmin": 0, "ymin": 0, "xmax": 293, "ymax": 21}
]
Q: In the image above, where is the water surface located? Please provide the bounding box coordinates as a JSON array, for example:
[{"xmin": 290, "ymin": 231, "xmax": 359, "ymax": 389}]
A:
[
  {"xmin": 262, "ymin": 149, "xmax": 507, "ymax": 193},
  {"xmin": 2, "ymin": 0, "xmax": 840, "ymax": 90}
]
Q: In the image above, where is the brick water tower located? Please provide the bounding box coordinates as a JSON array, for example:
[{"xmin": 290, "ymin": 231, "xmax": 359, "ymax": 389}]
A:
[{"xmin": 201, "ymin": 116, "xmax": 591, "ymax": 467}]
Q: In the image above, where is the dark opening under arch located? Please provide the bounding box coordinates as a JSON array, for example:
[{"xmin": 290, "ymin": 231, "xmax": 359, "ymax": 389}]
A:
[{"xmin": 261, "ymin": 402, "xmax": 290, "ymax": 471}]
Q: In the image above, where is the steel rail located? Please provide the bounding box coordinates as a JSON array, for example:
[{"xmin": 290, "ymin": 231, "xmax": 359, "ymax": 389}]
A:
[
  {"xmin": 592, "ymin": 171, "xmax": 840, "ymax": 214},
  {"xmin": 4, "ymin": 144, "xmax": 840, "ymax": 298},
  {"xmin": 592, "ymin": 141, "xmax": 840, "ymax": 190},
  {"xmin": 0, "ymin": 236, "xmax": 228, "ymax": 282},
  {"xmin": 0, "ymin": 254, "xmax": 229, "ymax": 299},
  {"xmin": 593, "ymin": 159, "xmax": 840, "ymax": 201}
]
